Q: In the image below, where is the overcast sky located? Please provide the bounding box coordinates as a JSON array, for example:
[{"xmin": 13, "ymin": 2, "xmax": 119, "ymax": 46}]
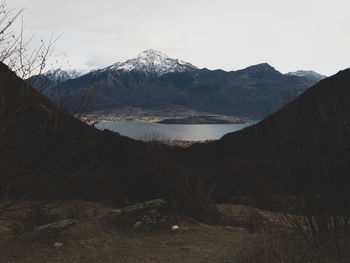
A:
[{"xmin": 10, "ymin": 0, "xmax": 350, "ymax": 75}]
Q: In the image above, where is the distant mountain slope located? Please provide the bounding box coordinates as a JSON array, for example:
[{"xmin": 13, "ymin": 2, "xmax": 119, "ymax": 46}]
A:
[
  {"xmin": 286, "ymin": 70, "xmax": 326, "ymax": 82},
  {"xmin": 44, "ymin": 68, "xmax": 91, "ymax": 82},
  {"xmin": 40, "ymin": 51, "xmax": 315, "ymax": 118},
  {"xmin": 185, "ymin": 68, "xmax": 350, "ymax": 195},
  {"xmin": 27, "ymin": 68, "xmax": 93, "ymax": 92}
]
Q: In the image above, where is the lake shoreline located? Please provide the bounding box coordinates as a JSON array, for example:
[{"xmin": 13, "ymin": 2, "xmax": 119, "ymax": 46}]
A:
[
  {"xmin": 95, "ymin": 120, "xmax": 257, "ymax": 141},
  {"xmin": 82, "ymin": 114, "xmax": 250, "ymax": 126},
  {"xmin": 80, "ymin": 107, "xmax": 253, "ymax": 125},
  {"xmin": 157, "ymin": 115, "xmax": 247, "ymax": 125}
]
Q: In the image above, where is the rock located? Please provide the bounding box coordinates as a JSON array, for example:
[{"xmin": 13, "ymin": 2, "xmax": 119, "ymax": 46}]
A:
[
  {"xmin": 53, "ymin": 242, "xmax": 63, "ymax": 248},
  {"xmin": 142, "ymin": 209, "xmax": 162, "ymax": 224},
  {"xmin": 107, "ymin": 199, "xmax": 166, "ymax": 215},
  {"xmin": 106, "ymin": 209, "xmax": 122, "ymax": 216},
  {"xmin": 172, "ymin": 225, "xmax": 180, "ymax": 231},
  {"xmin": 33, "ymin": 219, "xmax": 79, "ymax": 232},
  {"xmin": 104, "ymin": 199, "xmax": 167, "ymax": 227}
]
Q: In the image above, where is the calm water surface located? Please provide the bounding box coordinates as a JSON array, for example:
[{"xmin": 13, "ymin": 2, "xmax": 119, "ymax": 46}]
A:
[{"xmin": 96, "ymin": 119, "xmax": 259, "ymax": 141}]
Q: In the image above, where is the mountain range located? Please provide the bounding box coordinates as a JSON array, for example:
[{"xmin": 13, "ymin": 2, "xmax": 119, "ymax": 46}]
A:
[
  {"xmin": 33, "ymin": 50, "xmax": 320, "ymax": 118},
  {"xmin": 44, "ymin": 68, "xmax": 91, "ymax": 82}
]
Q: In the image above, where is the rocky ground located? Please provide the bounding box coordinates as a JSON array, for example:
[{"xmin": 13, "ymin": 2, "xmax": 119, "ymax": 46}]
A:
[{"xmin": 0, "ymin": 200, "xmax": 276, "ymax": 263}]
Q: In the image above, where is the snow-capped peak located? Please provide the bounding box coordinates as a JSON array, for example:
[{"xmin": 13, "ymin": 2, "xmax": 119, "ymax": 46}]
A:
[
  {"xmin": 138, "ymin": 49, "xmax": 167, "ymax": 60},
  {"xmin": 44, "ymin": 68, "xmax": 92, "ymax": 82},
  {"xmin": 107, "ymin": 49, "xmax": 197, "ymax": 76}
]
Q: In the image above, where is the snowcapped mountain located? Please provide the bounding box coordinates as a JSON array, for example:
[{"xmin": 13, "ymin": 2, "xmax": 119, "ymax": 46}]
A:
[
  {"xmin": 64, "ymin": 69, "xmax": 92, "ymax": 79},
  {"xmin": 41, "ymin": 50, "xmax": 196, "ymax": 81},
  {"xmin": 44, "ymin": 68, "xmax": 91, "ymax": 82},
  {"xmin": 33, "ymin": 50, "xmax": 316, "ymax": 118},
  {"xmin": 286, "ymin": 70, "xmax": 327, "ymax": 82},
  {"xmin": 106, "ymin": 49, "xmax": 197, "ymax": 76}
]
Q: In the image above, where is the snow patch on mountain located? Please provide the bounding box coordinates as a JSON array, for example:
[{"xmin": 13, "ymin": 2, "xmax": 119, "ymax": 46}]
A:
[
  {"xmin": 107, "ymin": 49, "xmax": 197, "ymax": 76},
  {"xmin": 44, "ymin": 68, "xmax": 92, "ymax": 82},
  {"xmin": 286, "ymin": 70, "xmax": 327, "ymax": 82}
]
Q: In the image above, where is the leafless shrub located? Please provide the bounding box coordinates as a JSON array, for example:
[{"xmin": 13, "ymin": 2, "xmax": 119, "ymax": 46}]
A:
[
  {"xmin": 167, "ymin": 167, "xmax": 220, "ymax": 224},
  {"xmin": 278, "ymin": 187, "xmax": 350, "ymax": 262},
  {"xmin": 0, "ymin": 1, "xmax": 96, "ymax": 216},
  {"xmin": 238, "ymin": 212, "xmax": 349, "ymax": 263},
  {"xmin": 254, "ymin": 82, "xmax": 350, "ymax": 262},
  {"xmin": 0, "ymin": 1, "xmax": 57, "ymax": 81}
]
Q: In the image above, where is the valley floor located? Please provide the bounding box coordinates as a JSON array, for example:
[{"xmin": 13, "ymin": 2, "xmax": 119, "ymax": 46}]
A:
[{"xmin": 0, "ymin": 201, "xmax": 264, "ymax": 263}]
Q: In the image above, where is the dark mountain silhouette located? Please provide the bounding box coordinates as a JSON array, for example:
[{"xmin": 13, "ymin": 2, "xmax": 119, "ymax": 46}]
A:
[
  {"xmin": 0, "ymin": 62, "xmax": 174, "ymax": 201},
  {"xmin": 184, "ymin": 68, "xmax": 350, "ymax": 197},
  {"xmin": 34, "ymin": 51, "xmax": 315, "ymax": 118}
]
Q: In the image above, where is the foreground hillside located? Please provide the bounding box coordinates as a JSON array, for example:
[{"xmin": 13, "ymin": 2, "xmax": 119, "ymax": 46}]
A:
[
  {"xmin": 0, "ymin": 62, "xmax": 175, "ymax": 201},
  {"xmin": 185, "ymin": 67, "xmax": 350, "ymax": 196}
]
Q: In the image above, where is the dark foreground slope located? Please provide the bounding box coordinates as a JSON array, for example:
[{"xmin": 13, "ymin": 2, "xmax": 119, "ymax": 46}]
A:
[
  {"xmin": 184, "ymin": 68, "xmax": 350, "ymax": 196},
  {"xmin": 0, "ymin": 63, "xmax": 175, "ymax": 201}
]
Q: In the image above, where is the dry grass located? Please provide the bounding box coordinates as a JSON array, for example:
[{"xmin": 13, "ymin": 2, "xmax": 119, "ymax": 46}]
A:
[
  {"xmin": 0, "ymin": 200, "xmax": 254, "ymax": 263},
  {"xmin": 1, "ymin": 200, "xmax": 348, "ymax": 263}
]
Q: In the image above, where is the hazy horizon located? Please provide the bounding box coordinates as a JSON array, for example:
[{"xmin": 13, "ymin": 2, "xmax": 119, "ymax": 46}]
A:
[{"xmin": 11, "ymin": 0, "xmax": 350, "ymax": 76}]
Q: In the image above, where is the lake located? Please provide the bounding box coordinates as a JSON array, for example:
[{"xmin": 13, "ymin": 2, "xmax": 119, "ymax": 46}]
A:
[{"xmin": 95, "ymin": 119, "xmax": 259, "ymax": 141}]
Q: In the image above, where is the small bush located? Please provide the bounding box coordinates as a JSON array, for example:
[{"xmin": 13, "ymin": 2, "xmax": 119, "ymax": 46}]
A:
[
  {"xmin": 167, "ymin": 167, "xmax": 221, "ymax": 224},
  {"xmin": 238, "ymin": 225, "xmax": 350, "ymax": 263}
]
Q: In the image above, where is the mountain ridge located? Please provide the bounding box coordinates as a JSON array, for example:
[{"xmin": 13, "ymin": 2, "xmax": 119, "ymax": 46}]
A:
[
  {"xmin": 105, "ymin": 49, "xmax": 197, "ymax": 77},
  {"xmin": 33, "ymin": 50, "xmax": 316, "ymax": 118},
  {"xmin": 286, "ymin": 70, "xmax": 326, "ymax": 82}
]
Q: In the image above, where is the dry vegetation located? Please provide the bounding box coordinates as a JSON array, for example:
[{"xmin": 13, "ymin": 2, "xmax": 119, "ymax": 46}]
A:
[
  {"xmin": 1, "ymin": 196, "xmax": 348, "ymax": 263},
  {"xmin": 0, "ymin": 200, "xmax": 278, "ymax": 263},
  {"xmin": 0, "ymin": 200, "xmax": 253, "ymax": 263}
]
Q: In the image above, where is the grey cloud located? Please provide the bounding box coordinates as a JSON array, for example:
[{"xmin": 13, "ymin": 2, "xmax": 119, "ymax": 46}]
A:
[{"xmin": 10, "ymin": 0, "xmax": 350, "ymax": 75}]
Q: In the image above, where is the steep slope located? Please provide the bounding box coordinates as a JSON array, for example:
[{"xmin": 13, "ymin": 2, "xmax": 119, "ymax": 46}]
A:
[
  {"xmin": 184, "ymin": 68, "xmax": 350, "ymax": 195},
  {"xmin": 0, "ymin": 62, "xmax": 174, "ymax": 201},
  {"xmin": 48, "ymin": 52, "xmax": 315, "ymax": 117}
]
